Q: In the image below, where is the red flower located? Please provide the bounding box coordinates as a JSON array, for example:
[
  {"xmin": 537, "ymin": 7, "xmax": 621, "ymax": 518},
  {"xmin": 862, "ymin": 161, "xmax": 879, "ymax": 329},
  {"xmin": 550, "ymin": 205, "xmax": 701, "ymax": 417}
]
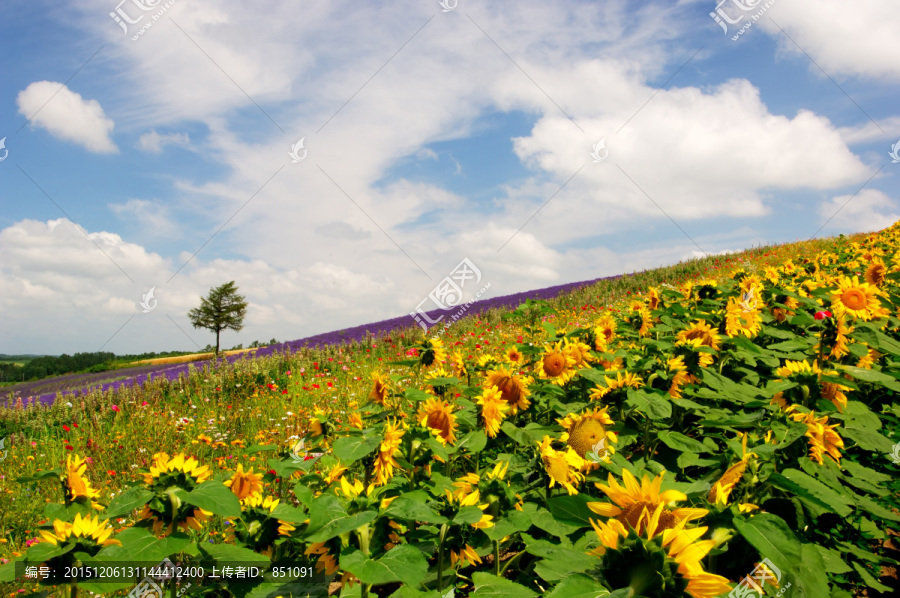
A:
[
  {"xmin": 65, "ymin": 445, "xmax": 73, "ymax": 451},
  {"xmin": 814, "ymin": 310, "xmax": 832, "ymax": 320},
  {"xmin": 62, "ymin": 425, "xmax": 71, "ymax": 432}
]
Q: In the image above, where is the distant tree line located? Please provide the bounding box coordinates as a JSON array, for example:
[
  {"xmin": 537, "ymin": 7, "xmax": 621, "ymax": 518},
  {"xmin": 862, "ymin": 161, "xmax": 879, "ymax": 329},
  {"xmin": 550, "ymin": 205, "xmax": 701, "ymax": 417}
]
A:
[{"xmin": 0, "ymin": 352, "xmax": 115, "ymax": 383}]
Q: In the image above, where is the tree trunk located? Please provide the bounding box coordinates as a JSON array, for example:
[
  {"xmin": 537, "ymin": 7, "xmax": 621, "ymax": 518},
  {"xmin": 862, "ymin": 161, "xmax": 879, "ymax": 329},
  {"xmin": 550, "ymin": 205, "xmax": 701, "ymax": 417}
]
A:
[{"xmin": 215, "ymin": 329, "xmax": 221, "ymax": 355}]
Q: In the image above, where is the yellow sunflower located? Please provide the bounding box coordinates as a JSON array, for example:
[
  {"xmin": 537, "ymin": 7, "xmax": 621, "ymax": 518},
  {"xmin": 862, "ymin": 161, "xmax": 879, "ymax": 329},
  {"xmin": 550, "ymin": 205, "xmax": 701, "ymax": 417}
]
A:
[
  {"xmin": 590, "ymin": 370, "xmax": 644, "ymax": 400},
  {"xmin": 536, "ymin": 341, "xmax": 577, "ymax": 385},
  {"xmin": 505, "ymin": 345, "xmax": 524, "ymax": 365},
  {"xmin": 369, "ymin": 372, "xmax": 391, "ymax": 406},
  {"xmin": 306, "ymin": 542, "xmax": 340, "ymax": 575},
  {"xmin": 374, "ymin": 419, "xmax": 405, "ymax": 485},
  {"xmin": 589, "ymin": 470, "xmax": 707, "ymax": 535},
  {"xmin": 450, "ymin": 545, "xmax": 483, "ymax": 568},
  {"xmin": 477, "ymin": 385, "xmax": 510, "ymax": 438},
  {"xmin": 830, "ymin": 276, "xmax": 882, "ymax": 320},
  {"xmin": 725, "ymin": 296, "xmax": 762, "ymax": 338},
  {"xmin": 65, "ymin": 454, "xmax": 102, "ymax": 509},
  {"xmin": 225, "ymin": 464, "xmax": 263, "ymax": 500},
  {"xmin": 418, "ymin": 398, "xmax": 458, "ymax": 445},
  {"xmin": 864, "ymin": 259, "xmax": 887, "ymax": 286},
  {"xmin": 558, "ymin": 407, "xmax": 618, "ymax": 461},
  {"xmin": 594, "ymin": 315, "xmax": 617, "ymax": 350},
  {"xmin": 667, "ymin": 356, "xmax": 698, "ymax": 399},
  {"xmin": 676, "ymin": 321, "xmax": 721, "ymax": 351},
  {"xmin": 626, "ymin": 301, "xmax": 653, "ymax": 337},
  {"xmin": 538, "ymin": 436, "xmax": 586, "ymax": 495},
  {"xmin": 40, "ymin": 513, "xmax": 121, "ymax": 548},
  {"xmin": 484, "ymin": 366, "xmax": 532, "ymax": 414},
  {"xmin": 565, "ymin": 339, "xmax": 595, "ymax": 367},
  {"xmin": 790, "ymin": 410, "xmax": 844, "ymax": 465}
]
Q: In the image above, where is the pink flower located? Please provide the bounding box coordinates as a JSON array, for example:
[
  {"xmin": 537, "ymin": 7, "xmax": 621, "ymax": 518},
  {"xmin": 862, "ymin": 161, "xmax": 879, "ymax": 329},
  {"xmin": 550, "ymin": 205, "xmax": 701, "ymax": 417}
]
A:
[
  {"xmin": 814, "ymin": 310, "xmax": 832, "ymax": 320},
  {"xmin": 85, "ymin": 457, "xmax": 93, "ymax": 463},
  {"xmin": 141, "ymin": 401, "xmax": 149, "ymax": 407},
  {"xmin": 111, "ymin": 404, "xmax": 120, "ymax": 412}
]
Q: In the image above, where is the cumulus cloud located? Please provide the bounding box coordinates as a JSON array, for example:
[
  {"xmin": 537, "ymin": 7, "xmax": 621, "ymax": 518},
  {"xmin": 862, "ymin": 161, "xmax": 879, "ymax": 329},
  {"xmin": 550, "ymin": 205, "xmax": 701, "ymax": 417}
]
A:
[
  {"xmin": 16, "ymin": 82, "xmax": 117, "ymax": 153},
  {"xmin": 761, "ymin": 0, "xmax": 900, "ymax": 82},
  {"xmin": 818, "ymin": 189, "xmax": 900, "ymax": 234},
  {"xmin": 136, "ymin": 130, "xmax": 190, "ymax": 153}
]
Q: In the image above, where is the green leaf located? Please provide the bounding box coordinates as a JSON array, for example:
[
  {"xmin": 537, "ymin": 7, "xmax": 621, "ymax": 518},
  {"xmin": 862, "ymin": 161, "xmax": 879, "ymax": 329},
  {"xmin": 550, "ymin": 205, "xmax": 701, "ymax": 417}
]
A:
[
  {"xmin": 656, "ymin": 430, "xmax": 709, "ymax": 453},
  {"xmin": 384, "ymin": 492, "xmax": 448, "ymax": 524},
  {"xmin": 270, "ymin": 503, "xmax": 308, "ymax": 523},
  {"xmin": 855, "ymin": 495, "xmax": 900, "ymax": 522},
  {"xmin": 852, "ymin": 562, "xmax": 892, "ymax": 593},
  {"xmin": 483, "ymin": 508, "xmax": 532, "ymax": 541},
  {"xmin": 105, "ymin": 486, "xmax": 154, "ymax": 518},
  {"xmin": 733, "ymin": 513, "xmax": 829, "ymax": 598},
  {"xmin": 813, "ymin": 545, "xmax": 852, "ymax": 574},
  {"xmin": 547, "ymin": 494, "xmax": 595, "ymax": 527},
  {"xmin": 98, "ymin": 528, "xmax": 190, "ymax": 564},
  {"xmin": 14, "ymin": 469, "xmax": 62, "ymax": 483},
  {"xmin": 341, "ymin": 544, "xmax": 428, "ymax": 587},
  {"xmin": 453, "ymin": 430, "xmax": 487, "ymax": 454},
  {"xmin": 332, "ymin": 434, "xmax": 381, "ymax": 465},
  {"xmin": 842, "ymin": 427, "xmax": 893, "ymax": 452},
  {"xmin": 838, "ymin": 365, "xmax": 900, "ymax": 391},
  {"xmin": 544, "ymin": 575, "xmax": 610, "ymax": 598},
  {"xmin": 767, "ymin": 469, "xmax": 853, "ymax": 517},
  {"xmin": 767, "ymin": 339, "xmax": 813, "ymax": 352},
  {"xmin": 471, "ymin": 571, "xmax": 538, "ymax": 597},
  {"xmin": 625, "ymin": 389, "xmax": 671, "ymax": 420},
  {"xmin": 179, "ymin": 480, "xmax": 241, "ymax": 517},
  {"xmin": 525, "ymin": 537, "xmax": 595, "ymax": 581},
  {"xmin": 304, "ymin": 494, "xmax": 377, "ymax": 543},
  {"xmin": 530, "ymin": 506, "xmax": 582, "ymax": 538},
  {"xmin": 452, "ymin": 505, "xmax": 486, "ymax": 526},
  {"xmin": 425, "ymin": 437, "xmax": 449, "ymax": 462},
  {"xmin": 203, "ymin": 541, "xmax": 270, "ymax": 562}
]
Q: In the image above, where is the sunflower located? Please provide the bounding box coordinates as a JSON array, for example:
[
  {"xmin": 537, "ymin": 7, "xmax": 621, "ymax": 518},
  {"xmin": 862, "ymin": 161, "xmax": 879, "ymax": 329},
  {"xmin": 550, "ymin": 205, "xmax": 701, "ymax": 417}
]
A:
[
  {"xmin": 856, "ymin": 348, "xmax": 880, "ymax": 369},
  {"xmin": 589, "ymin": 470, "xmax": 707, "ymax": 535},
  {"xmin": 589, "ymin": 506, "xmax": 732, "ymax": 598},
  {"xmin": 626, "ymin": 301, "xmax": 653, "ymax": 337},
  {"xmin": 558, "ymin": 407, "xmax": 618, "ymax": 461},
  {"xmin": 226, "ymin": 464, "xmax": 263, "ymax": 500},
  {"xmin": 594, "ymin": 315, "xmax": 617, "ymax": 350},
  {"xmin": 65, "ymin": 454, "xmax": 102, "ymax": 509},
  {"xmin": 821, "ymin": 381, "xmax": 850, "ymax": 412},
  {"xmin": 830, "ymin": 276, "xmax": 882, "ymax": 320},
  {"xmin": 373, "ymin": 419, "xmax": 404, "ymax": 486},
  {"xmin": 306, "ymin": 542, "xmax": 340, "ymax": 575},
  {"xmin": 140, "ymin": 452, "xmax": 214, "ymax": 535},
  {"xmin": 772, "ymin": 295, "xmax": 799, "ymax": 323},
  {"xmin": 477, "ymin": 385, "xmax": 510, "ymax": 438},
  {"xmin": 450, "ymin": 460, "xmax": 509, "ymax": 506},
  {"xmin": 565, "ymin": 339, "xmax": 595, "ymax": 367},
  {"xmin": 419, "ymin": 337, "xmax": 447, "ymax": 368},
  {"xmin": 676, "ymin": 321, "xmax": 721, "ymax": 351},
  {"xmin": 675, "ymin": 337, "xmax": 715, "ymax": 369},
  {"xmin": 39, "ymin": 513, "xmax": 121, "ymax": 548},
  {"xmin": 646, "ymin": 287, "xmax": 661, "ymax": 310},
  {"xmin": 229, "ymin": 494, "xmax": 296, "ymax": 557},
  {"xmin": 418, "ymin": 398, "xmax": 458, "ymax": 445},
  {"xmin": 536, "ymin": 341, "xmax": 577, "ymax": 385},
  {"xmin": 589, "ymin": 371, "xmax": 644, "ymax": 400},
  {"xmin": 864, "ymin": 259, "xmax": 887, "ymax": 286},
  {"xmin": 707, "ymin": 434, "xmax": 754, "ymax": 508},
  {"xmin": 790, "ymin": 410, "xmax": 844, "ymax": 465},
  {"xmin": 667, "ymin": 356, "xmax": 697, "ymax": 399},
  {"xmin": 323, "ymin": 463, "xmax": 348, "ymax": 486},
  {"xmin": 538, "ymin": 436, "xmax": 586, "ymax": 495},
  {"xmin": 724, "ymin": 296, "xmax": 762, "ymax": 338},
  {"xmin": 485, "ymin": 366, "xmax": 532, "ymax": 414},
  {"xmin": 369, "ymin": 372, "xmax": 391, "ymax": 406},
  {"xmin": 450, "ymin": 545, "xmax": 483, "ymax": 568},
  {"xmin": 449, "ymin": 350, "xmax": 469, "ymax": 380},
  {"xmin": 505, "ymin": 345, "xmax": 524, "ymax": 365},
  {"xmin": 144, "ymin": 452, "xmax": 211, "ymax": 486}
]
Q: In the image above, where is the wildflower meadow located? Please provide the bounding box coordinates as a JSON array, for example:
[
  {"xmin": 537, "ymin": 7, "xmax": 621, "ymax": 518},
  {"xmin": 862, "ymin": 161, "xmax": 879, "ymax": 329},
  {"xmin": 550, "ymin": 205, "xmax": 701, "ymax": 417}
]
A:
[{"xmin": 1, "ymin": 225, "xmax": 899, "ymax": 597}]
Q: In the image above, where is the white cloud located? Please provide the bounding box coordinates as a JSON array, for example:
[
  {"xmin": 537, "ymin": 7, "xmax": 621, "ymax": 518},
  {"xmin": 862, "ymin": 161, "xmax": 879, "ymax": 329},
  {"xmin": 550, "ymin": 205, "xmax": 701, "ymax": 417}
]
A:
[
  {"xmin": 759, "ymin": 0, "xmax": 900, "ymax": 82},
  {"xmin": 136, "ymin": 130, "xmax": 190, "ymax": 153},
  {"xmin": 818, "ymin": 189, "xmax": 900, "ymax": 234},
  {"xmin": 16, "ymin": 82, "xmax": 117, "ymax": 153},
  {"xmin": 109, "ymin": 199, "xmax": 178, "ymax": 237}
]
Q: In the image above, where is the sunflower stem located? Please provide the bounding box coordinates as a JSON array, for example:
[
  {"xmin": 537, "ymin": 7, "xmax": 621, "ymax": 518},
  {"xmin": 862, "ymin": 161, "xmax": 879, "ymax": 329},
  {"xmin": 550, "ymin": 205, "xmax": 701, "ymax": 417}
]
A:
[
  {"xmin": 493, "ymin": 540, "xmax": 500, "ymax": 576},
  {"xmin": 437, "ymin": 523, "xmax": 449, "ymax": 593}
]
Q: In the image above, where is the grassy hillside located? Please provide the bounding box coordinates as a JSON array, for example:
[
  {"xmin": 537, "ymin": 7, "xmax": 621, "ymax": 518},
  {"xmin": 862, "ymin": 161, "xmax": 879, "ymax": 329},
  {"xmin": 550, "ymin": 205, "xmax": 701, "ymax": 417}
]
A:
[{"xmin": 1, "ymin": 228, "xmax": 898, "ymax": 597}]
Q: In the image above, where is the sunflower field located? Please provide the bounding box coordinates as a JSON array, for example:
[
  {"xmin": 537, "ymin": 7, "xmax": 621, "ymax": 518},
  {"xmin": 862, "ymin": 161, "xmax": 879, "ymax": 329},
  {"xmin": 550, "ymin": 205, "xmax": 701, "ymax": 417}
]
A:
[{"xmin": 1, "ymin": 225, "xmax": 899, "ymax": 598}]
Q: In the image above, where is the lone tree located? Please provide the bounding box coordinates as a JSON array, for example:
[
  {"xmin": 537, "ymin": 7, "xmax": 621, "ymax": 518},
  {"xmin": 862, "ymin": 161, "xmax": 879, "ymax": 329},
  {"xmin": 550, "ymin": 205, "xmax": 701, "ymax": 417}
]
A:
[{"xmin": 187, "ymin": 281, "xmax": 248, "ymax": 355}]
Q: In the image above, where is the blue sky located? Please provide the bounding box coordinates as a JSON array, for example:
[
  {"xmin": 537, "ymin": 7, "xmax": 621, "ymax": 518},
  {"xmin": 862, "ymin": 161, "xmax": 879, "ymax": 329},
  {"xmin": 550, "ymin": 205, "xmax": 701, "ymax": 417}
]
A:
[{"xmin": 0, "ymin": 0, "xmax": 898, "ymax": 354}]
